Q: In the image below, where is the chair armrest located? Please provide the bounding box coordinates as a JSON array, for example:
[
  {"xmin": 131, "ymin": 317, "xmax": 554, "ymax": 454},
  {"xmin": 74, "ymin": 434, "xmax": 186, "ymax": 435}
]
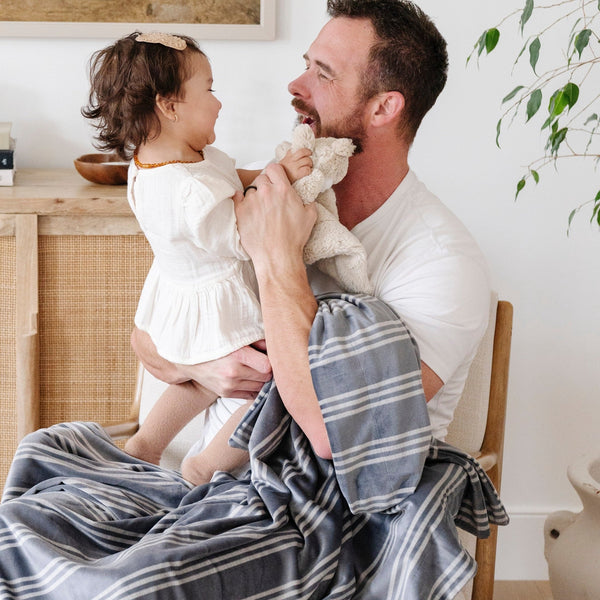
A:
[{"xmin": 473, "ymin": 451, "xmax": 497, "ymax": 472}]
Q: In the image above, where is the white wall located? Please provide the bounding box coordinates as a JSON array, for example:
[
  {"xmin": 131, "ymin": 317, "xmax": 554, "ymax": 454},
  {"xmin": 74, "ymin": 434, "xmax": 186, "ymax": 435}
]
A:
[
  {"xmin": 414, "ymin": 0, "xmax": 600, "ymax": 580},
  {"xmin": 2, "ymin": 0, "xmax": 598, "ymax": 581}
]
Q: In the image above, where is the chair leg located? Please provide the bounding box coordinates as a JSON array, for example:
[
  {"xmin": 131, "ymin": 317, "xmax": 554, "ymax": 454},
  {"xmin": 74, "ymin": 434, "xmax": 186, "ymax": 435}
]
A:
[{"xmin": 472, "ymin": 523, "xmax": 499, "ymax": 600}]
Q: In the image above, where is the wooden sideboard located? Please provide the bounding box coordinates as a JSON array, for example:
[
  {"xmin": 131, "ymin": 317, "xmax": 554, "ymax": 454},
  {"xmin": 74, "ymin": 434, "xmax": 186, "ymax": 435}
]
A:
[{"xmin": 0, "ymin": 169, "xmax": 152, "ymax": 485}]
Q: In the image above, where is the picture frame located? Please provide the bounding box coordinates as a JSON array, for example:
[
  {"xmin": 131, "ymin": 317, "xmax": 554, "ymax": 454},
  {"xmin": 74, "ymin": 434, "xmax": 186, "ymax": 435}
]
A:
[{"xmin": 0, "ymin": 0, "xmax": 276, "ymax": 41}]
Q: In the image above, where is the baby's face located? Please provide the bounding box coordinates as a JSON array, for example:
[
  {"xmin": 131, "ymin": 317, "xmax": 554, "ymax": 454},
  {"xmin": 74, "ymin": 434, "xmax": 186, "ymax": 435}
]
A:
[{"xmin": 177, "ymin": 53, "xmax": 223, "ymax": 150}]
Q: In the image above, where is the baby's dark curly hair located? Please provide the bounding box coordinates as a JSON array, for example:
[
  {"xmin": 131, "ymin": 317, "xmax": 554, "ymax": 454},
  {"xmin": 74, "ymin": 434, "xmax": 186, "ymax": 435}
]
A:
[{"xmin": 82, "ymin": 32, "xmax": 204, "ymax": 159}]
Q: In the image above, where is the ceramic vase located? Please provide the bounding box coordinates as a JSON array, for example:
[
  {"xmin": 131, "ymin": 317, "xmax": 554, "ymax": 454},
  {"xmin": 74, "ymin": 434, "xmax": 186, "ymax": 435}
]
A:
[{"xmin": 544, "ymin": 452, "xmax": 600, "ymax": 600}]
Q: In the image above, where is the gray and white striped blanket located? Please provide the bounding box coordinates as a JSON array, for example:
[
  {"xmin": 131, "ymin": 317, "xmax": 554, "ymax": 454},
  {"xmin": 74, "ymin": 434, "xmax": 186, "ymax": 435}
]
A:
[{"xmin": 0, "ymin": 294, "xmax": 508, "ymax": 599}]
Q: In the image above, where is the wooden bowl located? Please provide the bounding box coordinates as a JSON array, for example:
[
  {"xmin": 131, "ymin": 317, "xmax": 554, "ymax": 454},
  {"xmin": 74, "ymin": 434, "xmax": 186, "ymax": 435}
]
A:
[{"xmin": 74, "ymin": 153, "xmax": 129, "ymax": 185}]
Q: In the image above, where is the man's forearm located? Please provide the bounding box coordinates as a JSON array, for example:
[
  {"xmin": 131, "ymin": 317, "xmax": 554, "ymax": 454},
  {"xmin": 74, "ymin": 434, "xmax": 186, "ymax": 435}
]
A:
[
  {"xmin": 255, "ymin": 257, "xmax": 332, "ymax": 459},
  {"xmin": 131, "ymin": 327, "xmax": 271, "ymax": 399},
  {"xmin": 130, "ymin": 327, "xmax": 189, "ymax": 385},
  {"xmin": 234, "ymin": 163, "xmax": 330, "ymax": 457}
]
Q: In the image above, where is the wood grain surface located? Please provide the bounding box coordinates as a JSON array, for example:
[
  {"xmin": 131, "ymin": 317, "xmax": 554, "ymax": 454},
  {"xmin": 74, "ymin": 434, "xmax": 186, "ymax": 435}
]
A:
[{"xmin": 0, "ymin": 0, "xmax": 260, "ymax": 24}]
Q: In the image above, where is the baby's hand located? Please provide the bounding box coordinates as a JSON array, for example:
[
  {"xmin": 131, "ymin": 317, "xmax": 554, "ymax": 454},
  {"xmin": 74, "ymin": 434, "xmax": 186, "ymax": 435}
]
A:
[{"xmin": 279, "ymin": 148, "xmax": 312, "ymax": 184}]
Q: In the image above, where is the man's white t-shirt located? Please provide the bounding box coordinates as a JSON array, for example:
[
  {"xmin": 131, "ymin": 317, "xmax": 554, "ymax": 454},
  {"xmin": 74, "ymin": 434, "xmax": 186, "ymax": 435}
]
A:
[
  {"xmin": 177, "ymin": 169, "xmax": 490, "ymax": 461},
  {"xmin": 311, "ymin": 170, "xmax": 491, "ymax": 439}
]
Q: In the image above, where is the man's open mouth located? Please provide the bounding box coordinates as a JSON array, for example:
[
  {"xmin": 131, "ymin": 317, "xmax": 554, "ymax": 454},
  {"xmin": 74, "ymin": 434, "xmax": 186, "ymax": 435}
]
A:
[{"xmin": 292, "ymin": 99, "xmax": 318, "ymax": 129}]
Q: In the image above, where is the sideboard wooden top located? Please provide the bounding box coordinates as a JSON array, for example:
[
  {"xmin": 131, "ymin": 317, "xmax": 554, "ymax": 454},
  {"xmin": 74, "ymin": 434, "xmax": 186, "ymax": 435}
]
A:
[{"xmin": 0, "ymin": 169, "xmax": 130, "ymax": 215}]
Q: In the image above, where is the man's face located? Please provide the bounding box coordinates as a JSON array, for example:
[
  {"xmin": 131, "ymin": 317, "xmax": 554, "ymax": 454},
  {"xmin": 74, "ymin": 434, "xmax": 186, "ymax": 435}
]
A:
[{"xmin": 288, "ymin": 17, "xmax": 375, "ymax": 151}]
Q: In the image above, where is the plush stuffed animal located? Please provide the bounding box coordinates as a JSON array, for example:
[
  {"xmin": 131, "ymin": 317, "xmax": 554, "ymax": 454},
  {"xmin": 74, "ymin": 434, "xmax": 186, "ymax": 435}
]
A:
[{"xmin": 275, "ymin": 124, "xmax": 373, "ymax": 295}]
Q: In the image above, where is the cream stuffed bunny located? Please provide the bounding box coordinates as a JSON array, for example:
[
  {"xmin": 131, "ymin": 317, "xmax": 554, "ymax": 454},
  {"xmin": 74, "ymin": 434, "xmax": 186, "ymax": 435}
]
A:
[{"xmin": 275, "ymin": 124, "xmax": 373, "ymax": 295}]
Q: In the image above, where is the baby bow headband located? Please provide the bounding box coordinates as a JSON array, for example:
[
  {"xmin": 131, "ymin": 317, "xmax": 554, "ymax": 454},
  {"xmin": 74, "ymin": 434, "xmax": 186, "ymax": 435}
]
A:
[{"xmin": 135, "ymin": 32, "xmax": 187, "ymax": 51}]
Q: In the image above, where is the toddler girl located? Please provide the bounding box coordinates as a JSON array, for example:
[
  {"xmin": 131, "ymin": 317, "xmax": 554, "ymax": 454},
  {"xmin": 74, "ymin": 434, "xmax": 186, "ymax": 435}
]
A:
[{"xmin": 82, "ymin": 31, "xmax": 311, "ymax": 484}]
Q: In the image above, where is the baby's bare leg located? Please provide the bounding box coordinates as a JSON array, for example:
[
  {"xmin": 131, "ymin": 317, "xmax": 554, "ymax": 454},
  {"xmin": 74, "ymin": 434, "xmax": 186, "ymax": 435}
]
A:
[
  {"xmin": 125, "ymin": 381, "xmax": 217, "ymax": 465},
  {"xmin": 181, "ymin": 400, "xmax": 252, "ymax": 485}
]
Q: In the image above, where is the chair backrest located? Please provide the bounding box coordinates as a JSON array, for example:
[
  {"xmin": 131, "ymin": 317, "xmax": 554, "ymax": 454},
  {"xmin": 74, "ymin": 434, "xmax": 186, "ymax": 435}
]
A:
[
  {"xmin": 448, "ymin": 296, "xmax": 513, "ymax": 488},
  {"xmin": 446, "ymin": 295, "xmax": 513, "ymax": 600},
  {"xmin": 446, "ymin": 293, "xmax": 498, "ymax": 455}
]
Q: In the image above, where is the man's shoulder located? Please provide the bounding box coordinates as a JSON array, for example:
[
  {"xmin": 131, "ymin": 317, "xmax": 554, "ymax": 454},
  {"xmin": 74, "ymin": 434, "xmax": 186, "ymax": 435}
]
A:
[{"xmin": 365, "ymin": 170, "xmax": 450, "ymax": 230}]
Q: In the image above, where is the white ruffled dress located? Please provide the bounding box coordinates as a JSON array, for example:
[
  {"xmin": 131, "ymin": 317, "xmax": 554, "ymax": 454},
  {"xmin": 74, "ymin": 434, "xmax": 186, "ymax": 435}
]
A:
[{"xmin": 128, "ymin": 146, "xmax": 263, "ymax": 364}]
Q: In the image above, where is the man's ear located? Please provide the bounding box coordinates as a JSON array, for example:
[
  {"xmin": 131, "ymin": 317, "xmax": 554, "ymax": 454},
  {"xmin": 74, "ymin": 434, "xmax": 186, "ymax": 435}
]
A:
[
  {"xmin": 155, "ymin": 94, "xmax": 178, "ymax": 122},
  {"xmin": 369, "ymin": 91, "xmax": 405, "ymax": 128}
]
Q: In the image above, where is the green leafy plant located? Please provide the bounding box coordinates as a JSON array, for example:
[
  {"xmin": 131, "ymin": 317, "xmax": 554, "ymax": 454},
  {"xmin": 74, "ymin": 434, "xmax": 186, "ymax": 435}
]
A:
[{"xmin": 468, "ymin": 0, "xmax": 600, "ymax": 231}]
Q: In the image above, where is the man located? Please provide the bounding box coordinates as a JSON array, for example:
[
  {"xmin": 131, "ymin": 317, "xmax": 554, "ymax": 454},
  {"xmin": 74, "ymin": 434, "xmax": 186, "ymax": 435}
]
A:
[
  {"xmin": 0, "ymin": 4, "xmax": 505, "ymax": 598},
  {"xmin": 132, "ymin": 0, "xmax": 490, "ymax": 456}
]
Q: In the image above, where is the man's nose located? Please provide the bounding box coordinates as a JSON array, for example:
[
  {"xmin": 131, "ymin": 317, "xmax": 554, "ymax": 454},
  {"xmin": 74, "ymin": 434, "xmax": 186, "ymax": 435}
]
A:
[{"xmin": 288, "ymin": 71, "xmax": 308, "ymax": 98}]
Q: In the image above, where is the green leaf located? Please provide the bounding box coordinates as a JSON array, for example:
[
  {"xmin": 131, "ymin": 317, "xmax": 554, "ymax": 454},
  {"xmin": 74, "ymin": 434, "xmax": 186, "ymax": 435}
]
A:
[
  {"xmin": 526, "ymin": 89, "xmax": 542, "ymax": 121},
  {"xmin": 546, "ymin": 126, "xmax": 568, "ymax": 155},
  {"xmin": 592, "ymin": 192, "xmax": 600, "ymax": 226},
  {"xmin": 529, "ymin": 37, "xmax": 541, "ymax": 73},
  {"xmin": 574, "ymin": 29, "xmax": 592, "ymax": 58},
  {"xmin": 475, "ymin": 31, "xmax": 487, "ymax": 58},
  {"xmin": 485, "ymin": 28, "xmax": 500, "ymax": 53},
  {"xmin": 585, "ymin": 113, "xmax": 599, "ymax": 125},
  {"xmin": 496, "ymin": 118, "xmax": 503, "ymax": 148},
  {"xmin": 567, "ymin": 207, "xmax": 578, "ymax": 234},
  {"xmin": 551, "ymin": 90, "xmax": 568, "ymax": 116},
  {"xmin": 520, "ymin": 0, "xmax": 534, "ymax": 33},
  {"xmin": 502, "ymin": 85, "xmax": 526, "ymax": 103},
  {"xmin": 565, "ymin": 82, "xmax": 580, "ymax": 105},
  {"xmin": 512, "ymin": 40, "xmax": 529, "ymax": 69},
  {"xmin": 531, "ymin": 169, "xmax": 540, "ymax": 184},
  {"xmin": 567, "ymin": 17, "xmax": 584, "ymax": 63},
  {"xmin": 542, "ymin": 111, "xmax": 555, "ymax": 129},
  {"xmin": 546, "ymin": 83, "xmax": 580, "ymax": 126},
  {"xmin": 515, "ymin": 177, "xmax": 526, "ymax": 199}
]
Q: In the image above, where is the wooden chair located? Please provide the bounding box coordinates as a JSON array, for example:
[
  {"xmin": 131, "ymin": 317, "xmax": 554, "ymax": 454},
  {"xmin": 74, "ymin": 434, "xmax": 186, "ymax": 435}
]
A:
[
  {"xmin": 106, "ymin": 296, "xmax": 513, "ymax": 600},
  {"xmin": 446, "ymin": 297, "xmax": 513, "ymax": 600}
]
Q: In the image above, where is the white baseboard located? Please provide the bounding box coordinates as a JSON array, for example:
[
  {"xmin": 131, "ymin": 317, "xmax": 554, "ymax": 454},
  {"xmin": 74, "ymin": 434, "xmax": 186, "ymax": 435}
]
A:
[{"xmin": 494, "ymin": 508, "xmax": 579, "ymax": 580}]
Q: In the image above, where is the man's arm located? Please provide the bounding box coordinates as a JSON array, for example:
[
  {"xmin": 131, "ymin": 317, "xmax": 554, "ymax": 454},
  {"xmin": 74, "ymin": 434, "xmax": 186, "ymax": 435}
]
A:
[
  {"xmin": 234, "ymin": 164, "xmax": 445, "ymax": 458},
  {"xmin": 422, "ymin": 362, "xmax": 443, "ymax": 400},
  {"xmin": 130, "ymin": 327, "xmax": 272, "ymax": 401},
  {"xmin": 234, "ymin": 164, "xmax": 333, "ymax": 458}
]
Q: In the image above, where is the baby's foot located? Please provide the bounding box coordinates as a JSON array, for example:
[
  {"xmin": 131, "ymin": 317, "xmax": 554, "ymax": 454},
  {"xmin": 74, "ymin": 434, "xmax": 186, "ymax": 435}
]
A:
[{"xmin": 124, "ymin": 434, "xmax": 162, "ymax": 465}]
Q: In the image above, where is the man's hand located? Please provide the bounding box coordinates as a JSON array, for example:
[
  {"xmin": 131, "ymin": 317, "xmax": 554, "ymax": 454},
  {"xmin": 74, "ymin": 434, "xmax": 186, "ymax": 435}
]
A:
[
  {"xmin": 178, "ymin": 342, "xmax": 272, "ymax": 400},
  {"xmin": 235, "ymin": 163, "xmax": 317, "ymax": 269},
  {"xmin": 131, "ymin": 328, "xmax": 272, "ymax": 400}
]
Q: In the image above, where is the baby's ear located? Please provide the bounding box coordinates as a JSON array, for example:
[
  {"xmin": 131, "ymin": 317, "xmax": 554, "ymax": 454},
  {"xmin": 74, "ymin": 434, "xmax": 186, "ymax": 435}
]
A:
[{"xmin": 155, "ymin": 94, "xmax": 178, "ymax": 122}]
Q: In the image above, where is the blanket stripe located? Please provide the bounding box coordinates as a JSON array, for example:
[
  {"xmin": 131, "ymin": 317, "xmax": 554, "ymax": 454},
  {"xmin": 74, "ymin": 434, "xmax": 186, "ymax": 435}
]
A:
[{"xmin": 0, "ymin": 294, "xmax": 508, "ymax": 600}]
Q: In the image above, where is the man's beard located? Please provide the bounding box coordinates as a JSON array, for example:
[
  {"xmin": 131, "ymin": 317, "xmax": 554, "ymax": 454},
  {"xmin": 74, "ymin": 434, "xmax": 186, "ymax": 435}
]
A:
[{"xmin": 291, "ymin": 98, "xmax": 366, "ymax": 154}]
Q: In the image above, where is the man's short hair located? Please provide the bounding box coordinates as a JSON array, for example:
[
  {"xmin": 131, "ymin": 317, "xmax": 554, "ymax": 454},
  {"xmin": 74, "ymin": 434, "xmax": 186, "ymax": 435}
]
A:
[{"xmin": 327, "ymin": 0, "xmax": 448, "ymax": 142}]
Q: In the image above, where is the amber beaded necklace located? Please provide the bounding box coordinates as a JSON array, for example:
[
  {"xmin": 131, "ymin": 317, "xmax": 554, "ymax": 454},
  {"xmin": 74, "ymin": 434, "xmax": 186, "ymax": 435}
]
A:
[{"xmin": 133, "ymin": 150, "xmax": 204, "ymax": 169}]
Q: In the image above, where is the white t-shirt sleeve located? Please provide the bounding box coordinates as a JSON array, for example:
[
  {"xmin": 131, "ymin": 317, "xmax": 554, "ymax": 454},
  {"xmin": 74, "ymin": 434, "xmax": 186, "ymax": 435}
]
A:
[
  {"xmin": 353, "ymin": 171, "xmax": 490, "ymax": 385},
  {"xmin": 378, "ymin": 252, "xmax": 490, "ymax": 384}
]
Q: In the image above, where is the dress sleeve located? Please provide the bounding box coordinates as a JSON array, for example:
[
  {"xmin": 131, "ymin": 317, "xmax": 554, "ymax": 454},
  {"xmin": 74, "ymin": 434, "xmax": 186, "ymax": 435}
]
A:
[{"xmin": 181, "ymin": 173, "xmax": 249, "ymax": 260}]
